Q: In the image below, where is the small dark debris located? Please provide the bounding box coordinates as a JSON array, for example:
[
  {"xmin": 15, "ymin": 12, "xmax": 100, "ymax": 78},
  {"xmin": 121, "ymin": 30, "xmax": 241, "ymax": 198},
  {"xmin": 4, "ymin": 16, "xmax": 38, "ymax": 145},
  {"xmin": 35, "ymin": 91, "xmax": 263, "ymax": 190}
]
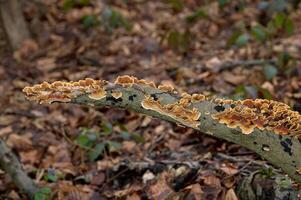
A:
[
  {"xmin": 214, "ymin": 105, "xmax": 225, "ymax": 112},
  {"xmin": 280, "ymin": 141, "xmax": 293, "ymax": 156},
  {"xmin": 106, "ymin": 96, "xmax": 123, "ymax": 104},
  {"xmin": 150, "ymin": 94, "xmax": 158, "ymax": 101},
  {"xmin": 285, "ymin": 138, "xmax": 292, "ymax": 146},
  {"xmin": 261, "ymin": 144, "xmax": 270, "ymax": 151},
  {"xmin": 128, "ymin": 94, "xmax": 136, "ymax": 101}
]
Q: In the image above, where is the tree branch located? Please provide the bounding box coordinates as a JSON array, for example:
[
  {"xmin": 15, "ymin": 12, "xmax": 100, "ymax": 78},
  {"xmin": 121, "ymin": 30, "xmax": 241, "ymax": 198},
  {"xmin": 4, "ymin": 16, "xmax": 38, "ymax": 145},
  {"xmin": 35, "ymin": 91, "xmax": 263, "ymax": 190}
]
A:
[
  {"xmin": 0, "ymin": 140, "xmax": 39, "ymax": 199},
  {"xmin": 23, "ymin": 76, "xmax": 301, "ymax": 183},
  {"xmin": 0, "ymin": 0, "xmax": 30, "ymax": 50}
]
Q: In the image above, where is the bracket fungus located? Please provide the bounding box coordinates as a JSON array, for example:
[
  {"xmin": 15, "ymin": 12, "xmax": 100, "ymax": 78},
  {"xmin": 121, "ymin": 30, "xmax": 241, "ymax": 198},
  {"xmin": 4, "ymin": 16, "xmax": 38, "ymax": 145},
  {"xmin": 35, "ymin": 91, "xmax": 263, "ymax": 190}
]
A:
[
  {"xmin": 158, "ymin": 84, "xmax": 174, "ymax": 92},
  {"xmin": 115, "ymin": 75, "xmax": 156, "ymax": 88},
  {"xmin": 141, "ymin": 95, "xmax": 201, "ymax": 128},
  {"xmin": 23, "ymin": 78, "xmax": 107, "ymax": 104},
  {"xmin": 23, "ymin": 75, "xmax": 301, "ymax": 183},
  {"xmin": 111, "ymin": 91, "xmax": 123, "ymax": 99},
  {"xmin": 212, "ymin": 99, "xmax": 301, "ymax": 136}
]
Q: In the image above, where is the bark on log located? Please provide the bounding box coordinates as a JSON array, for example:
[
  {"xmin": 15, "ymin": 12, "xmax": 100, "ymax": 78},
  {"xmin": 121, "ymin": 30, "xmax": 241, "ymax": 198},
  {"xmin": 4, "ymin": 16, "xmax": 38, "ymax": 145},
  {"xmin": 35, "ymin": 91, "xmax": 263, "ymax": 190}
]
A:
[
  {"xmin": 0, "ymin": 140, "xmax": 39, "ymax": 199},
  {"xmin": 0, "ymin": 0, "xmax": 30, "ymax": 50},
  {"xmin": 23, "ymin": 76, "xmax": 301, "ymax": 183}
]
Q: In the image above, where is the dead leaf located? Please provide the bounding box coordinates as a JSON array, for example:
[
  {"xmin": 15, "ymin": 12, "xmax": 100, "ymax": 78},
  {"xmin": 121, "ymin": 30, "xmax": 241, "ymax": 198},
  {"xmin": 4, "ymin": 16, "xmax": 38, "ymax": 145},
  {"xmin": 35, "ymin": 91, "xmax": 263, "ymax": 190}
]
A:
[
  {"xmin": 205, "ymin": 57, "xmax": 222, "ymax": 72},
  {"xmin": 122, "ymin": 141, "xmax": 136, "ymax": 152},
  {"xmin": 220, "ymin": 163, "xmax": 239, "ymax": 175},
  {"xmin": 203, "ymin": 175, "xmax": 221, "ymax": 188},
  {"xmin": 0, "ymin": 126, "xmax": 12, "ymax": 138},
  {"xmin": 225, "ymin": 188, "xmax": 238, "ymax": 200},
  {"xmin": 147, "ymin": 172, "xmax": 174, "ymax": 200},
  {"xmin": 91, "ymin": 172, "xmax": 105, "ymax": 186},
  {"xmin": 185, "ymin": 184, "xmax": 204, "ymax": 200},
  {"xmin": 126, "ymin": 193, "xmax": 141, "ymax": 200},
  {"xmin": 222, "ymin": 71, "xmax": 246, "ymax": 85},
  {"xmin": 6, "ymin": 133, "xmax": 33, "ymax": 151}
]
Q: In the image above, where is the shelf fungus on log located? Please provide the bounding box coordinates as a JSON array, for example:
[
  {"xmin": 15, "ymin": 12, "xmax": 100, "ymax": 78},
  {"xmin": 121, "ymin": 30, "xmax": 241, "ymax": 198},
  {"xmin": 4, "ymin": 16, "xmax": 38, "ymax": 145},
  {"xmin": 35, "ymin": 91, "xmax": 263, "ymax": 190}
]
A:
[
  {"xmin": 212, "ymin": 99, "xmax": 301, "ymax": 136},
  {"xmin": 111, "ymin": 91, "xmax": 123, "ymax": 99},
  {"xmin": 141, "ymin": 95, "xmax": 201, "ymax": 128},
  {"xmin": 23, "ymin": 75, "xmax": 301, "ymax": 183},
  {"xmin": 115, "ymin": 75, "xmax": 156, "ymax": 88},
  {"xmin": 23, "ymin": 78, "xmax": 108, "ymax": 104}
]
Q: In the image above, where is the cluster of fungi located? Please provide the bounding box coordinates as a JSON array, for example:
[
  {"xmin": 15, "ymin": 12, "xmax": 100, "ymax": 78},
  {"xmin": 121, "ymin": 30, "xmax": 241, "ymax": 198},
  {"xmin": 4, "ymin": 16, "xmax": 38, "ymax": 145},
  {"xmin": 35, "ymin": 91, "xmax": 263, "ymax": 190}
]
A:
[
  {"xmin": 213, "ymin": 99, "xmax": 301, "ymax": 136},
  {"xmin": 23, "ymin": 75, "xmax": 301, "ymax": 137}
]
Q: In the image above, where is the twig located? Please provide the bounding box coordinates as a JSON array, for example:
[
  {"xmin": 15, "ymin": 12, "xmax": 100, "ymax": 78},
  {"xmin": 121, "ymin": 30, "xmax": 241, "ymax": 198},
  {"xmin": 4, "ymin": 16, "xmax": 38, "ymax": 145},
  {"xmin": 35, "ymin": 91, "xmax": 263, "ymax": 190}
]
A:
[
  {"xmin": 0, "ymin": 140, "xmax": 39, "ymax": 199},
  {"xmin": 215, "ymin": 153, "xmax": 279, "ymax": 171},
  {"xmin": 217, "ymin": 59, "xmax": 276, "ymax": 72}
]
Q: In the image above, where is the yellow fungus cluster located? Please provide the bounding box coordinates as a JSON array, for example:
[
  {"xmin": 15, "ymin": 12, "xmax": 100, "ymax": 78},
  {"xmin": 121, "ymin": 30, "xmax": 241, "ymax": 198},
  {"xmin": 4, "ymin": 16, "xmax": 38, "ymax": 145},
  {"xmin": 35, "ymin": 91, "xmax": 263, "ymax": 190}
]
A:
[
  {"xmin": 212, "ymin": 99, "xmax": 301, "ymax": 136},
  {"xmin": 23, "ymin": 78, "xmax": 107, "ymax": 104}
]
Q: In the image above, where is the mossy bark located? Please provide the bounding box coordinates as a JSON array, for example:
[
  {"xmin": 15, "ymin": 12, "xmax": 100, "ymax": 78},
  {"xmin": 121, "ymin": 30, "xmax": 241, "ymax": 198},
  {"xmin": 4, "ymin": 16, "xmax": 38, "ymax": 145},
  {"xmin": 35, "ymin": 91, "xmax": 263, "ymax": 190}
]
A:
[{"xmin": 68, "ymin": 83, "xmax": 301, "ymax": 183}]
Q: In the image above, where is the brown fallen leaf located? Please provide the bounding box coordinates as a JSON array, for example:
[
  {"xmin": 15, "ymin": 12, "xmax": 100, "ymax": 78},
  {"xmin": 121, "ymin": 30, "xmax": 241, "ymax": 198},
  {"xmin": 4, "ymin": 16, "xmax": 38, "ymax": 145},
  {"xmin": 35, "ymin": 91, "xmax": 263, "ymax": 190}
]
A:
[
  {"xmin": 222, "ymin": 71, "xmax": 246, "ymax": 85},
  {"xmin": 19, "ymin": 149, "xmax": 40, "ymax": 165},
  {"xmin": 147, "ymin": 172, "xmax": 175, "ymax": 200},
  {"xmin": 122, "ymin": 141, "xmax": 136, "ymax": 152},
  {"xmin": 202, "ymin": 175, "xmax": 221, "ymax": 188},
  {"xmin": 57, "ymin": 181, "xmax": 92, "ymax": 200},
  {"xmin": 185, "ymin": 183, "xmax": 204, "ymax": 200},
  {"xmin": 225, "ymin": 188, "xmax": 238, "ymax": 200},
  {"xmin": 220, "ymin": 163, "xmax": 239, "ymax": 175},
  {"xmin": 0, "ymin": 126, "xmax": 12, "ymax": 138},
  {"xmin": 6, "ymin": 133, "xmax": 33, "ymax": 151},
  {"xmin": 126, "ymin": 192, "xmax": 141, "ymax": 200}
]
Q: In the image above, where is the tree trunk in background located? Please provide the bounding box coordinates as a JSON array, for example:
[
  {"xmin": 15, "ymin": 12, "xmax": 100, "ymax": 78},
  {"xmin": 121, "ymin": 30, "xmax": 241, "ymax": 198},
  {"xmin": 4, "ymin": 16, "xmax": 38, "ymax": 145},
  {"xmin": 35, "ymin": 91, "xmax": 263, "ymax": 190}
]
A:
[{"xmin": 0, "ymin": 0, "xmax": 30, "ymax": 50}]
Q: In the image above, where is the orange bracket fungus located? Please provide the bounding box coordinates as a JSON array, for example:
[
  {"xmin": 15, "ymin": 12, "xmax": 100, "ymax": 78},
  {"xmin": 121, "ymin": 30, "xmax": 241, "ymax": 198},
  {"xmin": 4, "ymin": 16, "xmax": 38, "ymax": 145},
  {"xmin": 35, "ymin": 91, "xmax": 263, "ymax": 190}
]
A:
[
  {"xmin": 23, "ymin": 78, "xmax": 107, "ymax": 104},
  {"xmin": 141, "ymin": 95, "xmax": 201, "ymax": 128},
  {"xmin": 212, "ymin": 99, "xmax": 301, "ymax": 136},
  {"xmin": 23, "ymin": 75, "xmax": 301, "ymax": 183}
]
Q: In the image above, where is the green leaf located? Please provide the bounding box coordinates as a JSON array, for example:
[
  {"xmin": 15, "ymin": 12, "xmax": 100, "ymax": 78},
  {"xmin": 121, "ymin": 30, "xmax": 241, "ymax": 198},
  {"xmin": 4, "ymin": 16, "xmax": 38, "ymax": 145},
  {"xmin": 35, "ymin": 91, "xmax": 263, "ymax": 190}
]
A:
[
  {"xmin": 268, "ymin": 0, "xmax": 287, "ymax": 13},
  {"xmin": 107, "ymin": 141, "xmax": 122, "ymax": 152},
  {"xmin": 34, "ymin": 187, "xmax": 51, "ymax": 200},
  {"xmin": 259, "ymin": 167, "xmax": 275, "ymax": 178},
  {"xmin": 263, "ymin": 65, "xmax": 278, "ymax": 80},
  {"xmin": 218, "ymin": 0, "xmax": 229, "ymax": 7},
  {"xmin": 101, "ymin": 122, "xmax": 113, "ymax": 136},
  {"xmin": 120, "ymin": 131, "xmax": 130, "ymax": 139},
  {"xmin": 77, "ymin": 134, "xmax": 90, "ymax": 146},
  {"xmin": 62, "ymin": 0, "xmax": 90, "ymax": 11},
  {"xmin": 277, "ymin": 51, "xmax": 292, "ymax": 69},
  {"xmin": 284, "ymin": 17, "xmax": 294, "ymax": 36},
  {"xmin": 259, "ymin": 87, "xmax": 273, "ymax": 100},
  {"xmin": 101, "ymin": 8, "xmax": 132, "ymax": 33},
  {"xmin": 274, "ymin": 12, "xmax": 286, "ymax": 29},
  {"xmin": 43, "ymin": 169, "xmax": 57, "ymax": 182},
  {"xmin": 88, "ymin": 142, "xmax": 106, "ymax": 161},
  {"xmin": 232, "ymin": 85, "xmax": 247, "ymax": 100},
  {"xmin": 167, "ymin": 0, "xmax": 184, "ymax": 12},
  {"xmin": 226, "ymin": 31, "xmax": 242, "ymax": 47},
  {"xmin": 235, "ymin": 33, "xmax": 249, "ymax": 47},
  {"xmin": 167, "ymin": 30, "xmax": 190, "ymax": 52},
  {"xmin": 266, "ymin": 21, "xmax": 277, "ymax": 36},
  {"xmin": 245, "ymin": 85, "xmax": 258, "ymax": 99},
  {"xmin": 186, "ymin": 8, "xmax": 207, "ymax": 23},
  {"xmin": 76, "ymin": 133, "xmax": 95, "ymax": 147},
  {"xmin": 81, "ymin": 15, "xmax": 99, "ymax": 28},
  {"xmin": 251, "ymin": 25, "xmax": 267, "ymax": 42},
  {"xmin": 131, "ymin": 133, "xmax": 145, "ymax": 143}
]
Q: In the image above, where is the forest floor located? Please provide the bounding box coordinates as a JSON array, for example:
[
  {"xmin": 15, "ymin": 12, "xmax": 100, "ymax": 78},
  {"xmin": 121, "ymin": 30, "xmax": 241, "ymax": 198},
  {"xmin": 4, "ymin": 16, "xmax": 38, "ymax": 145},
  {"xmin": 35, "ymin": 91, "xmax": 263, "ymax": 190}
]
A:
[{"xmin": 0, "ymin": 0, "xmax": 301, "ymax": 199}]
